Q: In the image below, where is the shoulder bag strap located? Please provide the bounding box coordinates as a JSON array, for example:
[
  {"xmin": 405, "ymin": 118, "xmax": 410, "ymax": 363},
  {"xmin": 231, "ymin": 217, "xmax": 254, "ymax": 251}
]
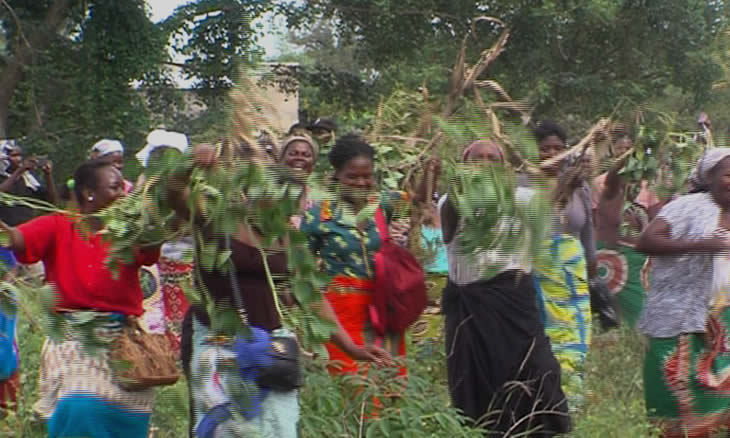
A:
[
  {"xmin": 224, "ymin": 234, "xmax": 249, "ymax": 327},
  {"xmin": 374, "ymin": 207, "xmax": 389, "ymax": 242}
]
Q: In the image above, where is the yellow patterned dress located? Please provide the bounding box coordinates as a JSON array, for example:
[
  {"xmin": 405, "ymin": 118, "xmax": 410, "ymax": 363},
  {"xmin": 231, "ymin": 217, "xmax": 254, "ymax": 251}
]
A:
[{"xmin": 533, "ymin": 234, "xmax": 592, "ymax": 407}]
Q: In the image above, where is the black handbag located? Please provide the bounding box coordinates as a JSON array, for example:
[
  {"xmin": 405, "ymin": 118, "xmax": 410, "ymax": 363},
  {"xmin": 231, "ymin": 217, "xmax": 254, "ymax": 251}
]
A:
[
  {"xmin": 588, "ymin": 277, "xmax": 620, "ymax": 331},
  {"xmin": 225, "ymin": 234, "xmax": 302, "ymax": 391}
]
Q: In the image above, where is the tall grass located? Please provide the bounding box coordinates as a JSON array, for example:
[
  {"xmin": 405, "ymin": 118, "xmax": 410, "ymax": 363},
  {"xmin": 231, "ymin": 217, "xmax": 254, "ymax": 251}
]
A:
[{"xmin": 1, "ymin": 289, "xmax": 670, "ymax": 437}]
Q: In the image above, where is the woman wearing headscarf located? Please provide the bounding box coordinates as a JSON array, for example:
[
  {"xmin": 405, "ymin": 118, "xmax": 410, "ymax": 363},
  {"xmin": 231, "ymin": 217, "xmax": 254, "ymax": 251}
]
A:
[
  {"xmin": 135, "ymin": 130, "xmax": 193, "ymax": 352},
  {"xmin": 439, "ymin": 139, "xmax": 570, "ymax": 436},
  {"xmin": 278, "ymin": 134, "xmax": 319, "ymax": 230},
  {"xmin": 91, "ymin": 139, "xmax": 134, "ymax": 194},
  {"xmin": 637, "ymin": 148, "xmax": 730, "ymax": 437},
  {"xmin": 530, "ymin": 121, "xmax": 595, "ymax": 408}
]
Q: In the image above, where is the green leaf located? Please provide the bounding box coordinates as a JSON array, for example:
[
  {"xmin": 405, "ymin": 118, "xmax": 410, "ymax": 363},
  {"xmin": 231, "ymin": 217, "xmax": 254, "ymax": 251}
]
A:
[{"xmin": 216, "ymin": 249, "xmax": 232, "ymax": 269}]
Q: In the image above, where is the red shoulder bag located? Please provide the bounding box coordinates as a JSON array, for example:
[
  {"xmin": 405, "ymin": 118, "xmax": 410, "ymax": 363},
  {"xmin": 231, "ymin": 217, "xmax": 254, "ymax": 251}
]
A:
[{"xmin": 368, "ymin": 208, "xmax": 427, "ymax": 336}]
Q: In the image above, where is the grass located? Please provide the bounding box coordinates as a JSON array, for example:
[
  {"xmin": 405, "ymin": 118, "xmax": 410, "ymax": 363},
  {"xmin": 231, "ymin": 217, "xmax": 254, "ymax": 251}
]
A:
[{"xmin": 0, "ymin": 286, "xmax": 672, "ymax": 437}]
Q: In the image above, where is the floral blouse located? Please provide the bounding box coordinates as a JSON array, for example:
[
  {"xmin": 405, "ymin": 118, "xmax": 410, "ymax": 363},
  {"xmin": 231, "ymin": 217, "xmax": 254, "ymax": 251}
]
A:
[{"xmin": 300, "ymin": 191, "xmax": 409, "ymax": 279}]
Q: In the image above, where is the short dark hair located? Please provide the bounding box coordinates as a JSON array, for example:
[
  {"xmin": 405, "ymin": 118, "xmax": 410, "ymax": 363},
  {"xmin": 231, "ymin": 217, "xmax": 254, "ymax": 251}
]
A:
[
  {"xmin": 73, "ymin": 159, "xmax": 115, "ymax": 203},
  {"xmin": 328, "ymin": 134, "xmax": 375, "ymax": 171},
  {"xmin": 533, "ymin": 120, "xmax": 567, "ymax": 145}
]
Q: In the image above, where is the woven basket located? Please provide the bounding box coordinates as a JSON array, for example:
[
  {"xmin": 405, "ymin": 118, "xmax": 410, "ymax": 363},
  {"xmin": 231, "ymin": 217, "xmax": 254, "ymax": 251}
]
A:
[{"xmin": 110, "ymin": 317, "xmax": 180, "ymax": 391}]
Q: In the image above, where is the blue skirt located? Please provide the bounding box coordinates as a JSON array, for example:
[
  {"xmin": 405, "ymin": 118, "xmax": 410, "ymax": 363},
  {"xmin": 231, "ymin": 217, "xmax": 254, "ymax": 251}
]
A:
[{"xmin": 48, "ymin": 393, "xmax": 150, "ymax": 438}]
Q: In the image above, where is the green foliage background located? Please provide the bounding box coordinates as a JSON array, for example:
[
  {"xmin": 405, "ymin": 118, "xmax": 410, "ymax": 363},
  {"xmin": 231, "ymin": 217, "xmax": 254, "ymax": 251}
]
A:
[{"xmin": 3, "ymin": 1, "xmax": 730, "ymax": 436}]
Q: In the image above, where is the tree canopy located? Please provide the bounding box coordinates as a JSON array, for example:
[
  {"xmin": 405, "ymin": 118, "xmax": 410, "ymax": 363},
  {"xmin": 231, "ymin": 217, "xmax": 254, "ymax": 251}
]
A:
[
  {"xmin": 282, "ymin": 0, "xmax": 730, "ymax": 134},
  {"xmin": 0, "ymin": 0, "xmax": 267, "ymax": 180},
  {"xmin": 1, "ymin": 0, "xmax": 730, "ymax": 182}
]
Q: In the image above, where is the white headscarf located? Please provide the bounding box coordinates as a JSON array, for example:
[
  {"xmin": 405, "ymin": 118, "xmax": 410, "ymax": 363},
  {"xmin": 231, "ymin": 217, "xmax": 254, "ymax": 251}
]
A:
[
  {"xmin": 135, "ymin": 129, "xmax": 189, "ymax": 167},
  {"xmin": 689, "ymin": 147, "xmax": 730, "ymax": 189},
  {"xmin": 91, "ymin": 139, "xmax": 124, "ymax": 158}
]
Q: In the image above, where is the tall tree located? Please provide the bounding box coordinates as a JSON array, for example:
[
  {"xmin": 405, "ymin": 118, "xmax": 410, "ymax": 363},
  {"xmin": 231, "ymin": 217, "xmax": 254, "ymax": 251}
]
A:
[
  {"xmin": 0, "ymin": 0, "xmax": 271, "ymax": 180},
  {"xmin": 162, "ymin": 0, "xmax": 272, "ymax": 105},
  {"xmin": 0, "ymin": 0, "xmax": 76, "ymax": 137},
  {"xmin": 0, "ymin": 0, "xmax": 167, "ymax": 180},
  {"xmin": 282, "ymin": 0, "xmax": 728, "ymax": 130}
]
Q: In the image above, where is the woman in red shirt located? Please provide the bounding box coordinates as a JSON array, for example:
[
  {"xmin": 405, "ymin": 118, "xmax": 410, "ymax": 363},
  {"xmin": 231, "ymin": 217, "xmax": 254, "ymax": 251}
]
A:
[{"xmin": 1, "ymin": 160, "xmax": 159, "ymax": 438}]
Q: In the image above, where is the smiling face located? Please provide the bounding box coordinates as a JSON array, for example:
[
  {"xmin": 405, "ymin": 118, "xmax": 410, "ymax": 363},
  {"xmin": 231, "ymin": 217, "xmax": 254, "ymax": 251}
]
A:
[
  {"xmin": 81, "ymin": 166, "xmax": 126, "ymax": 213},
  {"xmin": 283, "ymin": 140, "xmax": 315, "ymax": 174},
  {"xmin": 710, "ymin": 156, "xmax": 730, "ymax": 208},
  {"xmin": 334, "ymin": 155, "xmax": 375, "ymax": 204}
]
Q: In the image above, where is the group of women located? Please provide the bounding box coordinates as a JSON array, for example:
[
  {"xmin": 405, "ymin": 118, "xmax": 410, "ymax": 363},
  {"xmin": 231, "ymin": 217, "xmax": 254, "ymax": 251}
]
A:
[{"xmin": 1, "ymin": 113, "xmax": 728, "ymax": 438}]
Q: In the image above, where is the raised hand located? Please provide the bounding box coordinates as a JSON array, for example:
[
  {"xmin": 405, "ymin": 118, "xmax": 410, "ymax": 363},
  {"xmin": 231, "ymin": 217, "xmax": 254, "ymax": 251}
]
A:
[{"xmin": 41, "ymin": 160, "xmax": 53, "ymax": 175}]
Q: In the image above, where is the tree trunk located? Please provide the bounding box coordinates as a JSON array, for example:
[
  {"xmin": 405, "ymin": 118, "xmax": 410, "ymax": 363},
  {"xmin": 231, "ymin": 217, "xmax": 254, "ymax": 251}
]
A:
[{"xmin": 0, "ymin": 0, "xmax": 74, "ymax": 138}]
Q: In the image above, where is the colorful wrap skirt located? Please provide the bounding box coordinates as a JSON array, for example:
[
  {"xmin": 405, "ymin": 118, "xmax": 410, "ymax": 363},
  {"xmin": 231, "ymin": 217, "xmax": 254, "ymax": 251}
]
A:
[
  {"xmin": 158, "ymin": 258, "xmax": 192, "ymax": 352},
  {"xmin": 644, "ymin": 306, "xmax": 730, "ymax": 437},
  {"xmin": 140, "ymin": 264, "xmax": 165, "ymax": 335},
  {"xmin": 533, "ymin": 234, "xmax": 592, "ymax": 406},
  {"xmin": 189, "ymin": 316, "xmax": 299, "ymax": 438},
  {"xmin": 596, "ymin": 241, "xmax": 646, "ymax": 328},
  {"xmin": 324, "ymin": 276, "xmax": 406, "ymax": 376},
  {"xmin": 34, "ymin": 314, "xmax": 156, "ymax": 438}
]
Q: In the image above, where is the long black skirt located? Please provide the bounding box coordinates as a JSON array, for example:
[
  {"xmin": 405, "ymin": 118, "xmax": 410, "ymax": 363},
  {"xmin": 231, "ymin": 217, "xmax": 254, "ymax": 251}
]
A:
[{"xmin": 442, "ymin": 270, "xmax": 571, "ymax": 436}]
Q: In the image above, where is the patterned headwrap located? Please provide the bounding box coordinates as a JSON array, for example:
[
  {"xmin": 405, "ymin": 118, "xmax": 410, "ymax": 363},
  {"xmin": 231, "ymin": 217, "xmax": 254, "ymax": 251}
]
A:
[
  {"xmin": 0, "ymin": 139, "xmax": 19, "ymax": 156},
  {"xmin": 278, "ymin": 135, "xmax": 319, "ymax": 163},
  {"xmin": 0, "ymin": 139, "xmax": 19, "ymax": 177}
]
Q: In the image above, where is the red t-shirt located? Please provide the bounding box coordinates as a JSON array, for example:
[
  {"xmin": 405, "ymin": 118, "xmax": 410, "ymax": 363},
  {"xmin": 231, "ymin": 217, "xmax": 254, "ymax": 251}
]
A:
[{"xmin": 15, "ymin": 214, "xmax": 159, "ymax": 315}]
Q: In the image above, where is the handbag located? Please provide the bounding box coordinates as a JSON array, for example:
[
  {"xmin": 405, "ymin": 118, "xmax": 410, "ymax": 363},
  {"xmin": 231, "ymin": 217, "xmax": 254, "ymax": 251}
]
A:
[
  {"xmin": 110, "ymin": 316, "xmax": 180, "ymax": 391},
  {"xmin": 369, "ymin": 207, "xmax": 427, "ymax": 336},
  {"xmin": 225, "ymin": 234, "xmax": 302, "ymax": 391},
  {"xmin": 588, "ymin": 277, "xmax": 620, "ymax": 330}
]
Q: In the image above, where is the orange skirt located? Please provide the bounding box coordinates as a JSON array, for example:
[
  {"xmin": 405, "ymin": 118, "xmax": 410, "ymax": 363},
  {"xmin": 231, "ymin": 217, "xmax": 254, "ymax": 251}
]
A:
[{"xmin": 324, "ymin": 276, "xmax": 407, "ymax": 377}]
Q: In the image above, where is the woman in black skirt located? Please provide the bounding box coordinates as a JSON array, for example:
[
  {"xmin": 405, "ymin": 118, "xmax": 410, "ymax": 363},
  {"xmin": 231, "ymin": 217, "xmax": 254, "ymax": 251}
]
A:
[{"xmin": 439, "ymin": 140, "xmax": 570, "ymax": 436}]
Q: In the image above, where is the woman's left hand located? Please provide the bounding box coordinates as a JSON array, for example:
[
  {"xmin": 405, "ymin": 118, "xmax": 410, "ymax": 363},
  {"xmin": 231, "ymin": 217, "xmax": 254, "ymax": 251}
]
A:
[
  {"xmin": 354, "ymin": 344, "xmax": 395, "ymax": 367},
  {"xmin": 389, "ymin": 220, "xmax": 410, "ymax": 247}
]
